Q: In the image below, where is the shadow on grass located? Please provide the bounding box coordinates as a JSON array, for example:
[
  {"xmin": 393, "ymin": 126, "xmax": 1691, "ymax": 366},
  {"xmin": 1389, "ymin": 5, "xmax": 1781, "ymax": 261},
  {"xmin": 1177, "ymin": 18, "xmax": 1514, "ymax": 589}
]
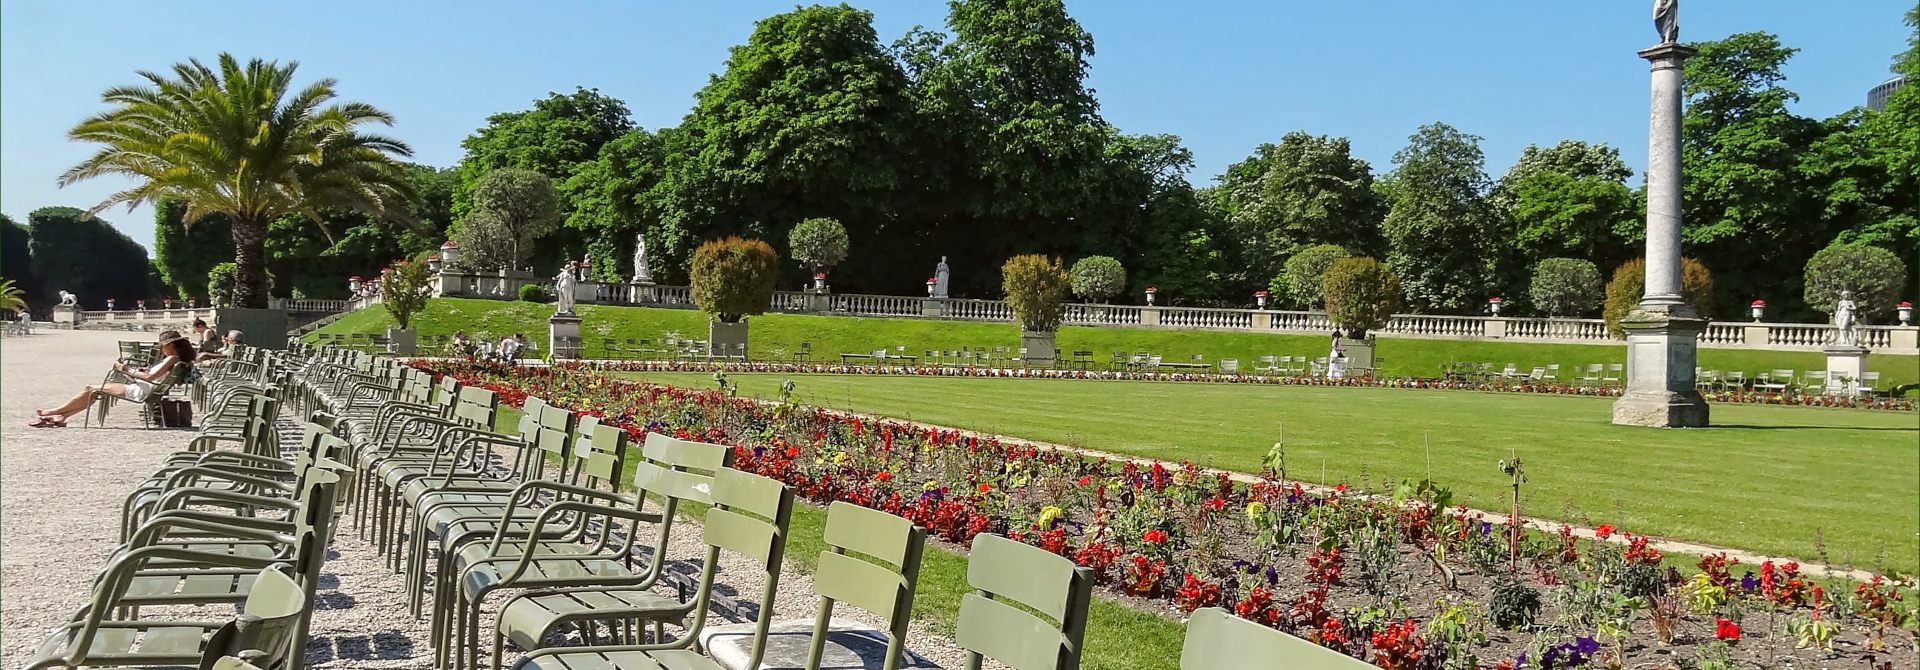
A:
[{"xmin": 1710, "ymin": 423, "xmax": 1917, "ymax": 432}]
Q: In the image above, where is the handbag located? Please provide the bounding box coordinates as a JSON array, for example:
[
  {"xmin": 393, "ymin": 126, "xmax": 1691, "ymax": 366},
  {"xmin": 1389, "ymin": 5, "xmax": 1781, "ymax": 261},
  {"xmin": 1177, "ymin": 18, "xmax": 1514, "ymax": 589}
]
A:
[{"xmin": 160, "ymin": 398, "xmax": 194, "ymax": 428}]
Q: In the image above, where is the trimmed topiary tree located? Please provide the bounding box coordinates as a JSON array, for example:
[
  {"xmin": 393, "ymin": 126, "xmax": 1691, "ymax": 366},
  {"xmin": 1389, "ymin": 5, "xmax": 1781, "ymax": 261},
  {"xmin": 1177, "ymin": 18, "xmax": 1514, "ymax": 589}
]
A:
[
  {"xmin": 1527, "ymin": 258, "xmax": 1603, "ymax": 317},
  {"xmin": 1002, "ymin": 254, "xmax": 1070, "ymax": 360},
  {"xmin": 1804, "ymin": 244, "xmax": 1905, "ymax": 322},
  {"xmin": 517, "ymin": 284, "xmax": 545, "ymax": 302},
  {"xmin": 788, "ymin": 217, "xmax": 850, "ymax": 276},
  {"xmin": 1069, "ymin": 256, "xmax": 1125, "ymax": 303},
  {"xmin": 691, "ymin": 237, "xmax": 780, "ymax": 323},
  {"xmin": 1602, "ymin": 257, "xmax": 1713, "ymax": 337},
  {"xmin": 1322, "ymin": 257, "xmax": 1400, "ymax": 338},
  {"xmin": 1276, "ymin": 244, "xmax": 1351, "ymax": 309}
]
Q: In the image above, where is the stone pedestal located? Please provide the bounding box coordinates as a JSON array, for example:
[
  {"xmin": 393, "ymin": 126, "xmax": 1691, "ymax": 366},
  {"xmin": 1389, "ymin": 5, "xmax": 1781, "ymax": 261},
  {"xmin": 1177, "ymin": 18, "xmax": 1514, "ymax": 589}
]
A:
[
  {"xmin": 388, "ymin": 328, "xmax": 417, "ymax": 356},
  {"xmin": 1611, "ymin": 310, "xmax": 1710, "ymax": 427},
  {"xmin": 1020, "ymin": 330, "xmax": 1057, "ymax": 362},
  {"xmin": 709, "ymin": 320, "xmax": 749, "ymax": 359},
  {"xmin": 920, "ymin": 299, "xmax": 944, "ymax": 317},
  {"xmin": 1140, "ymin": 308, "xmax": 1163, "ymax": 326},
  {"xmin": 216, "ymin": 308, "xmax": 290, "ymax": 349},
  {"xmin": 1338, "ymin": 337, "xmax": 1376, "ymax": 376},
  {"xmin": 1824, "ymin": 346, "xmax": 1868, "ymax": 395},
  {"xmin": 548, "ymin": 313, "xmax": 582, "ymax": 360},
  {"xmin": 805, "ymin": 290, "xmax": 832, "ymax": 313},
  {"xmin": 52, "ymin": 305, "xmax": 80, "ymax": 327}
]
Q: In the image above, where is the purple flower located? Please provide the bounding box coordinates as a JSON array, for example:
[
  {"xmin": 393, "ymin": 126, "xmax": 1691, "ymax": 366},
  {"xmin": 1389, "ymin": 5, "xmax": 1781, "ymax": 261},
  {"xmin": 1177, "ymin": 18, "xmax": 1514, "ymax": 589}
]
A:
[
  {"xmin": 1740, "ymin": 571, "xmax": 1759, "ymax": 592},
  {"xmin": 1574, "ymin": 636, "xmax": 1600, "ymax": 655},
  {"xmin": 1265, "ymin": 566, "xmax": 1279, "ymax": 585},
  {"xmin": 1478, "ymin": 521, "xmax": 1494, "ymax": 536}
]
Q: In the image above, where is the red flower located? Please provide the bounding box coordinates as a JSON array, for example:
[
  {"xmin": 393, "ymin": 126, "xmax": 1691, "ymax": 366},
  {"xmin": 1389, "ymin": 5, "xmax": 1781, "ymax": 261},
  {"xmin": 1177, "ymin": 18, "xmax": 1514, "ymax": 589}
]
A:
[
  {"xmin": 874, "ymin": 471, "xmax": 893, "ymax": 483},
  {"xmin": 1594, "ymin": 524, "xmax": 1615, "ymax": 540},
  {"xmin": 978, "ymin": 483, "xmax": 992, "ymax": 493},
  {"xmin": 784, "ymin": 446, "xmax": 801, "ymax": 459},
  {"xmin": 1714, "ymin": 618, "xmax": 1741, "ymax": 642},
  {"xmin": 1142, "ymin": 529, "xmax": 1169, "ymax": 545},
  {"xmin": 1076, "ymin": 475, "xmax": 1092, "ymax": 486}
]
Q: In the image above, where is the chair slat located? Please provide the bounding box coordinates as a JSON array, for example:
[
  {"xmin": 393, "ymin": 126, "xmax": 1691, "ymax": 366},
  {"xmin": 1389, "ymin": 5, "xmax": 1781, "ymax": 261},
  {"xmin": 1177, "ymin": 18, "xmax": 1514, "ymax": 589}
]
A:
[
  {"xmin": 957, "ymin": 594, "xmax": 1071, "ymax": 670},
  {"xmin": 966, "ymin": 534, "xmax": 1080, "ymax": 622}
]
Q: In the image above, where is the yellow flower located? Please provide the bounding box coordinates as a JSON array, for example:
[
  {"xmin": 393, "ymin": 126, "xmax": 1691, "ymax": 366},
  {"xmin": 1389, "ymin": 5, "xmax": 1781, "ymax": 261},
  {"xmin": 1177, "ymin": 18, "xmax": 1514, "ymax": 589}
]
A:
[
  {"xmin": 923, "ymin": 480, "xmax": 940, "ymax": 492},
  {"xmin": 833, "ymin": 452, "xmax": 849, "ymax": 465},
  {"xmin": 1036, "ymin": 506, "xmax": 1063, "ymax": 530},
  {"xmin": 1245, "ymin": 501, "xmax": 1269, "ymax": 522}
]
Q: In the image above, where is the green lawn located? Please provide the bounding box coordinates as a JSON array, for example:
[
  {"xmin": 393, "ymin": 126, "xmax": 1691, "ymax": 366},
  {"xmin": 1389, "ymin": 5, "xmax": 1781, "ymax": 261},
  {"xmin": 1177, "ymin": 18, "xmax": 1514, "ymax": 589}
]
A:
[
  {"xmin": 618, "ymin": 371, "xmax": 1920, "ymax": 573},
  {"xmin": 315, "ymin": 298, "xmax": 1919, "ymax": 387}
]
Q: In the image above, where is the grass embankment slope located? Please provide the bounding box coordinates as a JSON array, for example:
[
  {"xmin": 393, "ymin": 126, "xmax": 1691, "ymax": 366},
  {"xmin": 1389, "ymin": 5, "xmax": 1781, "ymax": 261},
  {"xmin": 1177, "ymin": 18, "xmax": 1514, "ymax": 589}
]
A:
[
  {"xmin": 618, "ymin": 371, "xmax": 1919, "ymax": 573},
  {"xmin": 317, "ymin": 298, "xmax": 1920, "ymax": 386}
]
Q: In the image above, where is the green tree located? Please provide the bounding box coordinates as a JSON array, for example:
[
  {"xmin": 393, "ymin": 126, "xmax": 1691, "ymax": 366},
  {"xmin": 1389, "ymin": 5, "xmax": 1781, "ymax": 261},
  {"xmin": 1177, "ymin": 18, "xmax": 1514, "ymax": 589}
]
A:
[
  {"xmin": 1276, "ymin": 244, "xmax": 1351, "ymax": 309},
  {"xmin": 153, "ymin": 198, "xmax": 232, "ymax": 301},
  {"xmin": 380, "ymin": 259, "xmax": 433, "ymax": 330},
  {"xmin": 1068, "ymin": 255, "xmax": 1125, "ymax": 302},
  {"xmin": 457, "ymin": 168, "xmax": 560, "ymax": 271},
  {"xmin": 788, "ymin": 218, "xmax": 851, "ymax": 275},
  {"xmin": 455, "ymin": 87, "xmax": 633, "ymax": 217},
  {"xmin": 207, "ymin": 261, "xmax": 277, "ymax": 308},
  {"xmin": 60, "ymin": 54, "xmax": 416, "ymax": 308},
  {"xmin": 562, "ymin": 128, "xmax": 672, "ymax": 280},
  {"xmin": 1322, "ymin": 257, "xmax": 1401, "ymax": 338},
  {"xmin": 1381, "ymin": 122, "xmax": 1495, "ymax": 314},
  {"xmin": 1681, "ymin": 33, "xmax": 1826, "ymax": 317},
  {"xmin": 2, "ymin": 214, "xmax": 34, "ymax": 297},
  {"xmin": 1802, "ymin": 244, "xmax": 1906, "ymax": 321},
  {"xmin": 1214, "ymin": 132, "xmax": 1386, "ymax": 291},
  {"xmin": 1602, "ymin": 258, "xmax": 1714, "ymax": 337},
  {"xmin": 0, "ymin": 278, "xmax": 26, "ymax": 314},
  {"xmin": 689, "ymin": 237, "xmax": 779, "ymax": 323},
  {"xmin": 1001, "ymin": 254, "xmax": 1070, "ymax": 333},
  {"xmin": 1492, "ymin": 141, "xmax": 1637, "ymax": 286},
  {"xmin": 1527, "ymin": 258, "xmax": 1604, "ymax": 317},
  {"xmin": 26, "ymin": 207, "xmax": 150, "ymax": 308}
]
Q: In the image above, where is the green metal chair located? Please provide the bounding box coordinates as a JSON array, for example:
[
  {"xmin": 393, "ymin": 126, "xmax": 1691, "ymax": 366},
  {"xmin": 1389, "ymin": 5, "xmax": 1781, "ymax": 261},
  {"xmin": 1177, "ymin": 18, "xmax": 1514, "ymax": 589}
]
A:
[
  {"xmin": 502, "ymin": 468, "xmax": 795, "ymax": 670},
  {"xmin": 26, "ymin": 564, "xmax": 309, "ymax": 670},
  {"xmin": 697, "ymin": 501, "xmax": 935, "ymax": 670},
  {"xmin": 1180, "ymin": 607, "xmax": 1372, "ymax": 669},
  {"xmin": 956, "ymin": 533, "xmax": 1095, "ymax": 670}
]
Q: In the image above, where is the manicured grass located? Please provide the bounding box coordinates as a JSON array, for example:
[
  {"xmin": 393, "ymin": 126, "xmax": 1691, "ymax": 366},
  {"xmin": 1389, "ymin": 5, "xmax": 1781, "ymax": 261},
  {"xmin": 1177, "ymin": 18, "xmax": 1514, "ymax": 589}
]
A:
[
  {"xmin": 315, "ymin": 298, "xmax": 1920, "ymax": 387},
  {"xmin": 620, "ymin": 371, "xmax": 1920, "ymax": 573}
]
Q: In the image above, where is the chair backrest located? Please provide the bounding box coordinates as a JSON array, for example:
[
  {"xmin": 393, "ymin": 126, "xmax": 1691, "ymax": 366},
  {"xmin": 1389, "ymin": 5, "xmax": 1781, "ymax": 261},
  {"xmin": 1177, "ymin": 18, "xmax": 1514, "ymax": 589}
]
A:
[
  {"xmin": 1179, "ymin": 607, "xmax": 1369, "ymax": 670},
  {"xmin": 809, "ymin": 501, "xmax": 928, "ymax": 670},
  {"xmin": 1861, "ymin": 371, "xmax": 1881, "ymax": 388},
  {"xmin": 566, "ymin": 414, "xmax": 628, "ymax": 490},
  {"xmin": 453, "ymin": 386, "xmax": 499, "ymax": 428},
  {"xmin": 1771, "ymin": 369, "xmax": 1794, "ymax": 379},
  {"xmin": 685, "ymin": 469, "xmax": 795, "ymax": 670},
  {"xmin": 956, "ymin": 533, "xmax": 1095, "ymax": 670},
  {"xmin": 1220, "ymin": 359, "xmax": 1239, "ymax": 374},
  {"xmin": 199, "ymin": 565, "xmax": 310, "ymax": 670}
]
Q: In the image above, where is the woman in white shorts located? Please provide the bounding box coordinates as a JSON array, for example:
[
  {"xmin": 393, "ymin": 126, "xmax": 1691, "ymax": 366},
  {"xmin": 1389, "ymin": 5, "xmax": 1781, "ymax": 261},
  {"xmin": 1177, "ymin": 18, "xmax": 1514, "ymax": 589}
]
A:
[{"xmin": 29, "ymin": 330, "xmax": 196, "ymax": 428}]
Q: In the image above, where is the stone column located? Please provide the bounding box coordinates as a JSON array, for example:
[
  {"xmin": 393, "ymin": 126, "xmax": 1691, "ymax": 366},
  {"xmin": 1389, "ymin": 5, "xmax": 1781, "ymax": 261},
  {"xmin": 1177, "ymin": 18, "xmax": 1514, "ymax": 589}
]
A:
[{"xmin": 1613, "ymin": 43, "xmax": 1710, "ymax": 428}]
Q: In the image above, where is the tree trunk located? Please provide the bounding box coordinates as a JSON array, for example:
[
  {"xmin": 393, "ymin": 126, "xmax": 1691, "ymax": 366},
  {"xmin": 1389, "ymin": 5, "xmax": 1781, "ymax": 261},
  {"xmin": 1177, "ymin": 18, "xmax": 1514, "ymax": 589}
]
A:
[{"xmin": 230, "ymin": 216, "xmax": 270, "ymax": 308}]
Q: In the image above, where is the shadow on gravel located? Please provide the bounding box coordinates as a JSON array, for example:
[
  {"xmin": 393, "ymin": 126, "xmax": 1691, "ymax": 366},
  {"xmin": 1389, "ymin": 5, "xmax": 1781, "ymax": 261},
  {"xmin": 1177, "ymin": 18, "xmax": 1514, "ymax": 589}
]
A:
[{"xmin": 308, "ymin": 630, "xmax": 417, "ymax": 664}]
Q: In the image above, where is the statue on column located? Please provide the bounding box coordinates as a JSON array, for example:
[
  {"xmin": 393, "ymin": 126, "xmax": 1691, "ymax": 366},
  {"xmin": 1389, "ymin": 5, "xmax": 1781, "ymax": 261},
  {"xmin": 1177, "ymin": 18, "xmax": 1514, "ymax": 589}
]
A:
[
  {"xmin": 631, "ymin": 232, "xmax": 653, "ymax": 284},
  {"xmin": 1833, "ymin": 289, "xmax": 1860, "ymax": 347},
  {"xmin": 1653, "ymin": 0, "xmax": 1679, "ymax": 44},
  {"xmin": 58, "ymin": 290, "xmax": 77, "ymax": 306},
  {"xmin": 933, "ymin": 256, "xmax": 951, "ymax": 299},
  {"xmin": 554, "ymin": 262, "xmax": 577, "ymax": 315}
]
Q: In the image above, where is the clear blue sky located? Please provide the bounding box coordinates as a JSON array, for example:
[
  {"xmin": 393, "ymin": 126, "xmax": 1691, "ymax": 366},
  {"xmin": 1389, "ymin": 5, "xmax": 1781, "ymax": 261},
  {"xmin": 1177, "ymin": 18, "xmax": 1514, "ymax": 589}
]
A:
[{"xmin": 2, "ymin": 1, "xmax": 1909, "ymax": 252}]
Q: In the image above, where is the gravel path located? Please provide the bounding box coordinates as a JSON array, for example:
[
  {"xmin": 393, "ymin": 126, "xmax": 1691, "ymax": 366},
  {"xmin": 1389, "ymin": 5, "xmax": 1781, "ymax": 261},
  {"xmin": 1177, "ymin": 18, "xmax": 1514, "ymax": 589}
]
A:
[{"xmin": 1, "ymin": 331, "xmax": 982, "ymax": 669}]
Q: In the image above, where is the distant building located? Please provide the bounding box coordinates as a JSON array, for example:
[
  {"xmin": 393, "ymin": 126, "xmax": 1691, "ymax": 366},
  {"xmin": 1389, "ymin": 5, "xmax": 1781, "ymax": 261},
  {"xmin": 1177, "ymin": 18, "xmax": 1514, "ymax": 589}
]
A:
[{"xmin": 1868, "ymin": 75, "xmax": 1908, "ymax": 111}]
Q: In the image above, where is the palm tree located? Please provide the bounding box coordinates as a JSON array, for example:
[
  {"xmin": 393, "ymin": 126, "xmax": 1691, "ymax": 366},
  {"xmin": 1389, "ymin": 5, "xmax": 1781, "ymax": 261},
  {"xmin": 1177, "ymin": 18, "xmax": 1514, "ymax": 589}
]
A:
[
  {"xmin": 0, "ymin": 278, "xmax": 26, "ymax": 315},
  {"xmin": 60, "ymin": 54, "xmax": 415, "ymax": 308}
]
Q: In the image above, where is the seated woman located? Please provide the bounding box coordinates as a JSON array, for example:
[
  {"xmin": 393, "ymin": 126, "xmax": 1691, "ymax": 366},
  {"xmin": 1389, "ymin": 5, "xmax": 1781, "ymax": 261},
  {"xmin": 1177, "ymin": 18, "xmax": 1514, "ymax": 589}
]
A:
[{"xmin": 29, "ymin": 330, "xmax": 196, "ymax": 428}]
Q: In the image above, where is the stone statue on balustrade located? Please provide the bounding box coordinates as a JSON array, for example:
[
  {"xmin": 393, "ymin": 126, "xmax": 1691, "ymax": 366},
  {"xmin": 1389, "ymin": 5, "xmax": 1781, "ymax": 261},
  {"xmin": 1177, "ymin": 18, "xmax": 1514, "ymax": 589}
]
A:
[
  {"xmin": 553, "ymin": 262, "xmax": 577, "ymax": 315},
  {"xmin": 57, "ymin": 290, "xmax": 77, "ymax": 306},
  {"xmin": 1652, "ymin": 0, "xmax": 1679, "ymax": 44},
  {"xmin": 1832, "ymin": 289, "xmax": 1861, "ymax": 348},
  {"xmin": 631, "ymin": 232, "xmax": 653, "ymax": 284},
  {"xmin": 933, "ymin": 256, "xmax": 951, "ymax": 299}
]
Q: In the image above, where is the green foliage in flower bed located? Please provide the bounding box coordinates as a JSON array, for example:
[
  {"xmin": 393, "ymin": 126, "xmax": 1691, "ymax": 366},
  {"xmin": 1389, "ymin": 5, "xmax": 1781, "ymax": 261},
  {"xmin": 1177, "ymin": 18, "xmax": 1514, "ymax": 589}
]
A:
[
  {"xmin": 312, "ymin": 298, "xmax": 1919, "ymax": 387},
  {"xmin": 618, "ymin": 371, "xmax": 1919, "ymax": 571}
]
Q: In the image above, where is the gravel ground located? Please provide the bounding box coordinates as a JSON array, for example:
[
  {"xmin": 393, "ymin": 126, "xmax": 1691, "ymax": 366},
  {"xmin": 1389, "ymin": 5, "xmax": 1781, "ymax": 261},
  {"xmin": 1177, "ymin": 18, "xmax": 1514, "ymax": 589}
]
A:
[{"xmin": 2, "ymin": 331, "xmax": 981, "ymax": 669}]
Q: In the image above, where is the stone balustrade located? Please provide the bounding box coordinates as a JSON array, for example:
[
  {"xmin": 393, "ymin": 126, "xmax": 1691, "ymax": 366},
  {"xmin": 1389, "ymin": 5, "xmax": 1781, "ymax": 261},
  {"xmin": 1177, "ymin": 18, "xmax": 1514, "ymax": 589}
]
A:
[{"xmin": 423, "ymin": 271, "xmax": 1919, "ymax": 355}]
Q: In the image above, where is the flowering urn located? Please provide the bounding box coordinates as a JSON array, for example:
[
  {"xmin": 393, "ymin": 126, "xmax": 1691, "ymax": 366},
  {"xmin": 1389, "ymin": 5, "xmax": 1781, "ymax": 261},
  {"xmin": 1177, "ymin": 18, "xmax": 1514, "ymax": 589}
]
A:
[
  {"xmin": 1488, "ymin": 296, "xmax": 1503, "ymax": 316},
  {"xmin": 1750, "ymin": 300, "xmax": 1765, "ymax": 322},
  {"xmin": 1899, "ymin": 301, "xmax": 1913, "ymax": 326},
  {"xmin": 1145, "ymin": 287, "xmax": 1158, "ymax": 307}
]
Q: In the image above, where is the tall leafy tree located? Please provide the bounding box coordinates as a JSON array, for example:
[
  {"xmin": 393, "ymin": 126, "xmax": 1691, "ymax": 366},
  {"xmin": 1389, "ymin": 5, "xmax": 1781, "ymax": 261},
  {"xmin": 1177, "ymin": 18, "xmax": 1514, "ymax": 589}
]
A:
[
  {"xmin": 2, "ymin": 214, "xmax": 34, "ymax": 297},
  {"xmin": 1680, "ymin": 33, "xmax": 1826, "ymax": 317},
  {"xmin": 26, "ymin": 207, "xmax": 150, "ymax": 307},
  {"xmin": 562, "ymin": 128, "xmax": 673, "ymax": 281},
  {"xmin": 1491, "ymin": 141, "xmax": 1638, "ymax": 304},
  {"xmin": 454, "ymin": 88, "xmax": 632, "ymax": 273},
  {"xmin": 1381, "ymin": 123, "xmax": 1495, "ymax": 313},
  {"xmin": 60, "ymin": 54, "xmax": 415, "ymax": 308},
  {"xmin": 1212, "ymin": 132, "xmax": 1387, "ymax": 294},
  {"xmin": 455, "ymin": 168, "xmax": 560, "ymax": 271},
  {"xmin": 153, "ymin": 198, "xmax": 232, "ymax": 301}
]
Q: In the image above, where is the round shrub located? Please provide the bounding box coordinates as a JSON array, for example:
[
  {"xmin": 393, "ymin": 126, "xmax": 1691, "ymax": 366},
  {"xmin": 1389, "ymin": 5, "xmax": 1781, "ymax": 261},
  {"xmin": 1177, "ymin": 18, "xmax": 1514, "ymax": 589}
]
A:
[
  {"xmin": 1804, "ymin": 244, "xmax": 1905, "ymax": 321},
  {"xmin": 1276, "ymin": 244, "xmax": 1351, "ymax": 309},
  {"xmin": 1002, "ymin": 254, "xmax": 1070, "ymax": 333},
  {"xmin": 517, "ymin": 284, "xmax": 545, "ymax": 302},
  {"xmin": 1489, "ymin": 577, "xmax": 1542, "ymax": 630},
  {"xmin": 1321, "ymin": 257, "xmax": 1401, "ymax": 337},
  {"xmin": 1527, "ymin": 258, "xmax": 1604, "ymax": 317},
  {"xmin": 1069, "ymin": 256, "xmax": 1126, "ymax": 303},
  {"xmin": 690, "ymin": 237, "xmax": 779, "ymax": 323},
  {"xmin": 1602, "ymin": 258, "xmax": 1713, "ymax": 337},
  {"xmin": 788, "ymin": 217, "xmax": 850, "ymax": 273}
]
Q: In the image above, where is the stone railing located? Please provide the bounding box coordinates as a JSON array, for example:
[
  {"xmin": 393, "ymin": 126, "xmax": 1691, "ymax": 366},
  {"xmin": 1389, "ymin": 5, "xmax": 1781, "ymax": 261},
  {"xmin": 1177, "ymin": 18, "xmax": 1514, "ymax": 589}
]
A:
[
  {"xmin": 422, "ymin": 273, "xmax": 1919, "ymax": 355},
  {"xmin": 268, "ymin": 298, "xmax": 351, "ymax": 313},
  {"xmin": 75, "ymin": 307, "xmax": 218, "ymax": 327}
]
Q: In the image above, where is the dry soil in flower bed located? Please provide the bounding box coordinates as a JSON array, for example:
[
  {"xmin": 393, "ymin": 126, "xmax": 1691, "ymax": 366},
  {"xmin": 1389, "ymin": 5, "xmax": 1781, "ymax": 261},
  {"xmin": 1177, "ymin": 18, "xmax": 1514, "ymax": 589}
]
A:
[{"xmin": 426, "ymin": 360, "xmax": 1918, "ymax": 670}]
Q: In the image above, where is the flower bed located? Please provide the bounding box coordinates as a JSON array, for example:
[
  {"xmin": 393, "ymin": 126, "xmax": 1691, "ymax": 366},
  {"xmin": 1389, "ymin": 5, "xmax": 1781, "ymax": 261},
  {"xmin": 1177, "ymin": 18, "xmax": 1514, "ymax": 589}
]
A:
[
  {"xmin": 417, "ymin": 360, "xmax": 1919, "ymax": 669},
  {"xmin": 554, "ymin": 359, "xmax": 1917, "ymax": 412}
]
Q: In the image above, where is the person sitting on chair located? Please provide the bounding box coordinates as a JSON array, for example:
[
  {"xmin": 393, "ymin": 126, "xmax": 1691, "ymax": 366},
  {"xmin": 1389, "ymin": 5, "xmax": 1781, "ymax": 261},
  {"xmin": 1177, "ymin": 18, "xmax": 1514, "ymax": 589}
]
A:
[
  {"xmin": 30, "ymin": 330, "xmax": 195, "ymax": 428},
  {"xmin": 197, "ymin": 330, "xmax": 243, "ymax": 361},
  {"xmin": 191, "ymin": 319, "xmax": 220, "ymax": 353},
  {"xmin": 498, "ymin": 334, "xmax": 522, "ymax": 364},
  {"xmin": 451, "ymin": 330, "xmax": 473, "ymax": 358}
]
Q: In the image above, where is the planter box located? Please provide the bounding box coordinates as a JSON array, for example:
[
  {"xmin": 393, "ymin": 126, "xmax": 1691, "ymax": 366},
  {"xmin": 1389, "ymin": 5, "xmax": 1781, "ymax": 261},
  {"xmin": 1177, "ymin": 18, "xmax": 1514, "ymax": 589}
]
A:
[
  {"xmin": 1021, "ymin": 330, "xmax": 1057, "ymax": 362},
  {"xmin": 215, "ymin": 308, "xmax": 289, "ymax": 349},
  {"xmin": 710, "ymin": 320, "xmax": 749, "ymax": 359},
  {"xmin": 388, "ymin": 328, "xmax": 417, "ymax": 356}
]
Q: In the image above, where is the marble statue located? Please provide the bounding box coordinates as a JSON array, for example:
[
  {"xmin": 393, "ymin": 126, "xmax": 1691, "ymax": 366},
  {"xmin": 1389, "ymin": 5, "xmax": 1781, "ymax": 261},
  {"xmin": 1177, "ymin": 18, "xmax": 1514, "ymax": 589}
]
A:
[
  {"xmin": 554, "ymin": 263, "xmax": 577, "ymax": 315},
  {"xmin": 1833, "ymin": 289, "xmax": 1860, "ymax": 348},
  {"xmin": 57, "ymin": 290, "xmax": 77, "ymax": 306},
  {"xmin": 1653, "ymin": 0, "xmax": 1679, "ymax": 44},
  {"xmin": 933, "ymin": 256, "xmax": 951, "ymax": 299},
  {"xmin": 631, "ymin": 232, "xmax": 653, "ymax": 283}
]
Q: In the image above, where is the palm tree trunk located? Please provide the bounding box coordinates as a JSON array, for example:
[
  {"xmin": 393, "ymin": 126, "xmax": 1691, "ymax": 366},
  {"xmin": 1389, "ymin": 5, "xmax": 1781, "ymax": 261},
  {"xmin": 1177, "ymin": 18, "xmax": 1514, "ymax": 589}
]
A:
[{"xmin": 230, "ymin": 216, "xmax": 270, "ymax": 308}]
